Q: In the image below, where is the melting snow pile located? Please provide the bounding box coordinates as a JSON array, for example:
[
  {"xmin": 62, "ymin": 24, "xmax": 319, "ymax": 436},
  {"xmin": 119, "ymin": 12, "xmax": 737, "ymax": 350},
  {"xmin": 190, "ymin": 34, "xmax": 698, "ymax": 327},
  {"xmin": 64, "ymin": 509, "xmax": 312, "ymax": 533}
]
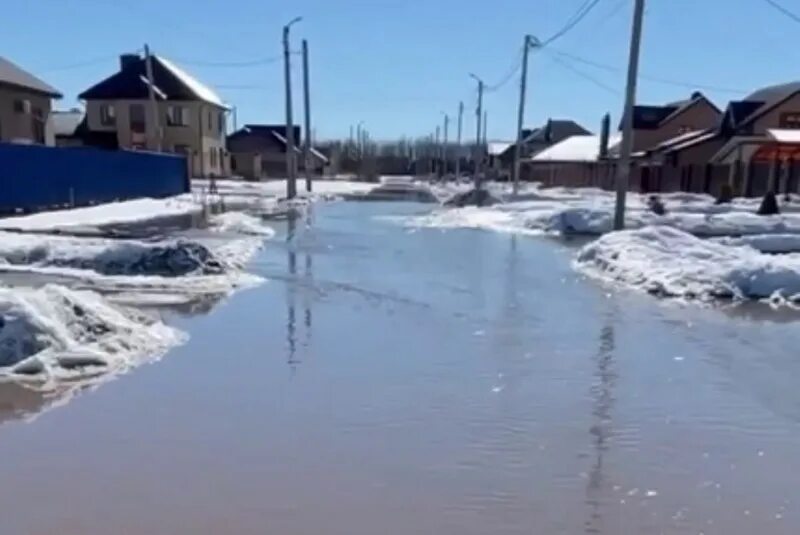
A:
[
  {"xmin": 714, "ymin": 234, "xmax": 800, "ymax": 254},
  {"xmin": 0, "ymin": 285, "xmax": 185, "ymax": 381},
  {"xmin": 210, "ymin": 212, "xmax": 277, "ymax": 237},
  {"xmin": 575, "ymin": 226, "xmax": 800, "ymax": 302},
  {"xmin": 0, "ymin": 231, "xmax": 264, "ymax": 299}
]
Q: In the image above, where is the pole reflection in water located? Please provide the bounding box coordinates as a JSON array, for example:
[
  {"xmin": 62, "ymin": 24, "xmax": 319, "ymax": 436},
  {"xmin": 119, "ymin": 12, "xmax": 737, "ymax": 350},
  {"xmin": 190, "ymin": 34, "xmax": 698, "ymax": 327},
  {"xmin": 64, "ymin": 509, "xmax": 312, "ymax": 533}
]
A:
[
  {"xmin": 286, "ymin": 216, "xmax": 299, "ymax": 373},
  {"xmin": 285, "ymin": 211, "xmax": 315, "ymax": 375},
  {"xmin": 585, "ymin": 312, "xmax": 618, "ymax": 535}
]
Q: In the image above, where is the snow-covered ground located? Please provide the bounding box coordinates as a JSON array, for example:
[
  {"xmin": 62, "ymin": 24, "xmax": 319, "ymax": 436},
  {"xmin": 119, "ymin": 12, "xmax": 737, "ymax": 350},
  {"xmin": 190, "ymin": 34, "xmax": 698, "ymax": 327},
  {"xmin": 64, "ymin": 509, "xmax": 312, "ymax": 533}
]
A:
[
  {"xmin": 575, "ymin": 226, "xmax": 800, "ymax": 304},
  {"xmin": 396, "ymin": 183, "xmax": 800, "ymax": 239}
]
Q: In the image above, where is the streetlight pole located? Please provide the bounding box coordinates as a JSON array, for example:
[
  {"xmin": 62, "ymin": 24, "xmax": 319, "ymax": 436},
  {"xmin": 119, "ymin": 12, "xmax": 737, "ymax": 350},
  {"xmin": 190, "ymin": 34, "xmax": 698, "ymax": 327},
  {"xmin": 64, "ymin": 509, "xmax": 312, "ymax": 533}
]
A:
[
  {"xmin": 614, "ymin": 0, "xmax": 645, "ymax": 230},
  {"xmin": 283, "ymin": 16, "xmax": 302, "ymax": 199},
  {"xmin": 442, "ymin": 112, "xmax": 449, "ymax": 178}
]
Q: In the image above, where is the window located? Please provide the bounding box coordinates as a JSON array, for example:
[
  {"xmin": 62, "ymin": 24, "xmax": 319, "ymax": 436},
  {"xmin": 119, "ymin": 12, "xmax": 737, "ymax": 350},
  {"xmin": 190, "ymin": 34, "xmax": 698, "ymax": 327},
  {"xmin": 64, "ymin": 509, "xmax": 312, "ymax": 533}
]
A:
[
  {"xmin": 100, "ymin": 104, "xmax": 116, "ymax": 126},
  {"xmin": 13, "ymin": 99, "xmax": 29, "ymax": 114},
  {"xmin": 209, "ymin": 148, "xmax": 217, "ymax": 168},
  {"xmin": 129, "ymin": 103, "xmax": 146, "ymax": 133},
  {"xmin": 173, "ymin": 144, "xmax": 191, "ymax": 155},
  {"xmin": 218, "ymin": 147, "xmax": 224, "ymax": 169},
  {"xmin": 207, "ymin": 110, "xmax": 213, "ymax": 133},
  {"xmin": 218, "ymin": 111, "xmax": 225, "ymax": 135},
  {"xmin": 166, "ymin": 105, "xmax": 189, "ymax": 126},
  {"xmin": 780, "ymin": 112, "xmax": 800, "ymax": 129}
]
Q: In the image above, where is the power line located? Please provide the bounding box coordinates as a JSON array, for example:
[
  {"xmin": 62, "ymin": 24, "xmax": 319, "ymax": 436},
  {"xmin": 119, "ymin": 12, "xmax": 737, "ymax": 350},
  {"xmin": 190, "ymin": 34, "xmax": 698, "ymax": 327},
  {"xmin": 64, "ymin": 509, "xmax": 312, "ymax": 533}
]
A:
[
  {"xmin": 541, "ymin": 0, "xmax": 604, "ymax": 47},
  {"xmin": 763, "ymin": 0, "xmax": 800, "ymax": 23},
  {"xmin": 546, "ymin": 51, "xmax": 620, "ymax": 95},
  {"xmin": 38, "ymin": 53, "xmax": 131, "ymax": 73},
  {"xmin": 549, "ymin": 49, "xmax": 748, "ymax": 94},
  {"xmin": 485, "ymin": 47, "xmax": 524, "ymax": 92},
  {"xmin": 170, "ymin": 55, "xmax": 282, "ymax": 67}
]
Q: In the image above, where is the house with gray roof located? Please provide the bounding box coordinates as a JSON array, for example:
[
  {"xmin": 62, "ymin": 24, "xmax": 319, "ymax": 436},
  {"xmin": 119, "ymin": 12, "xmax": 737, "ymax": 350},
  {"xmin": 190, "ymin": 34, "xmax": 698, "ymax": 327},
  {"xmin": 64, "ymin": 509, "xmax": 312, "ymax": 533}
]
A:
[{"xmin": 0, "ymin": 56, "xmax": 62, "ymax": 145}]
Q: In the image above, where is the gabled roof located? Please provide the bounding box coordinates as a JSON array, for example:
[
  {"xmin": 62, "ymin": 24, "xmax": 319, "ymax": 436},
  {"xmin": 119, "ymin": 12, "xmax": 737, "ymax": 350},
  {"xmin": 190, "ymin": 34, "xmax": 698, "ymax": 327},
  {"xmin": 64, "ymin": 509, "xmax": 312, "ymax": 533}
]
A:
[
  {"xmin": 523, "ymin": 119, "xmax": 592, "ymax": 143},
  {"xmin": 228, "ymin": 124, "xmax": 328, "ymax": 163},
  {"xmin": 488, "ymin": 141, "xmax": 513, "ymax": 156},
  {"xmin": 0, "ymin": 56, "xmax": 61, "ymax": 98},
  {"xmin": 627, "ymin": 91, "xmax": 718, "ymax": 130},
  {"xmin": 531, "ymin": 133, "xmax": 621, "ymax": 163},
  {"xmin": 51, "ymin": 109, "xmax": 85, "ymax": 137},
  {"xmin": 79, "ymin": 54, "xmax": 226, "ymax": 108}
]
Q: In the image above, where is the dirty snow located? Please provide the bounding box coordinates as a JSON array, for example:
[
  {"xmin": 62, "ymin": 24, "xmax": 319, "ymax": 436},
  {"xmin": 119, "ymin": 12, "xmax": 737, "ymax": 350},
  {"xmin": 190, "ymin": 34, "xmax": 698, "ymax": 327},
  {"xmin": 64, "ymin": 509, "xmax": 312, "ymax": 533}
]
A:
[
  {"xmin": 0, "ymin": 285, "xmax": 185, "ymax": 383},
  {"xmin": 575, "ymin": 225, "xmax": 800, "ymax": 303}
]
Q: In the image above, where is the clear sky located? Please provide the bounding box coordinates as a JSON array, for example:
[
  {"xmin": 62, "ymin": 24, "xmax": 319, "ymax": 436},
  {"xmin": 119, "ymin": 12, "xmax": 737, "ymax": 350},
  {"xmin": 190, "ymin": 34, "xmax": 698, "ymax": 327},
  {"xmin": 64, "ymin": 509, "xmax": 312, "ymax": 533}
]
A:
[{"xmin": 5, "ymin": 0, "xmax": 799, "ymax": 141}]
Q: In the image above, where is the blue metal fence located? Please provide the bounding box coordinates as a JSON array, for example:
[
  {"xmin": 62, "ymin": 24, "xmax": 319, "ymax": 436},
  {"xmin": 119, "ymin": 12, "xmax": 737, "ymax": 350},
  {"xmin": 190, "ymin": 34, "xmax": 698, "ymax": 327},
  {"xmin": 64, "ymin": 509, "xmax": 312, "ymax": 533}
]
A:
[{"xmin": 0, "ymin": 143, "xmax": 189, "ymax": 214}]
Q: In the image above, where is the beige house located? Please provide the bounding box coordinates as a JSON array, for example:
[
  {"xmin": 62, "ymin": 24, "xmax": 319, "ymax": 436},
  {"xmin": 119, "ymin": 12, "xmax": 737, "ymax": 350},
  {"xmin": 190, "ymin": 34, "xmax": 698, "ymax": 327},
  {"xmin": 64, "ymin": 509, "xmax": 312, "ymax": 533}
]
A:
[
  {"xmin": 79, "ymin": 53, "xmax": 230, "ymax": 177},
  {"xmin": 0, "ymin": 56, "xmax": 62, "ymax": 145}
]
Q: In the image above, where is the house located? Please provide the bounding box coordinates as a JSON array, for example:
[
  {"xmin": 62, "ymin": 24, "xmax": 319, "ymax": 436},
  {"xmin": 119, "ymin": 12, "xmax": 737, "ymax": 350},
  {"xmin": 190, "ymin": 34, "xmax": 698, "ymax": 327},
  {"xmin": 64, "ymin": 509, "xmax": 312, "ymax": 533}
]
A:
[
  {"xmin": 0, "ymin": 56, "xmax": 62, "ymax": 145},
  {"xmin": 626, "ymin": 91, "xmax": 721, "ymax": 153},
  {"xmin": 227, "ymin": 124, "xmax": 328, "ymax": 179},
  {"xmin": 641, "ymin": 82, "xmax": 800, "ymax": 195},
  {"xmin": 498, "ymin": 119, "xmax": 592, "ymax": 173},
  {"xmin": 524, "ymin": 133, "xmax": 621, "ymax": 187},
  {"xmin": 78, "ymin": 53, "xmax": 229, "ymax": 177}
]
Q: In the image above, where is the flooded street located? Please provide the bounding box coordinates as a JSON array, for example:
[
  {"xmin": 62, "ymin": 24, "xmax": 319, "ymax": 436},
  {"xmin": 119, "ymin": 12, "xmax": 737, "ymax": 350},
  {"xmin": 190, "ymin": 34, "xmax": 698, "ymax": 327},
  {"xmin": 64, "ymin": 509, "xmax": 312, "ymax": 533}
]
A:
[{"xmin": 2, "ymin": 201, "xmax": 800, "ymax": 534}]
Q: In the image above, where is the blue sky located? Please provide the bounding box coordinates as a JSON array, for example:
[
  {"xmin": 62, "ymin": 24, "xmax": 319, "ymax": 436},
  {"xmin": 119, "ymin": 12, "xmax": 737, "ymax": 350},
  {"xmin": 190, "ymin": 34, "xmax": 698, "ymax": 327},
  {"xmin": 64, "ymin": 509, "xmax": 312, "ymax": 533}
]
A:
[{"xmin": 5, "ymin": 0, "xmax": 800, "ymax": 141}]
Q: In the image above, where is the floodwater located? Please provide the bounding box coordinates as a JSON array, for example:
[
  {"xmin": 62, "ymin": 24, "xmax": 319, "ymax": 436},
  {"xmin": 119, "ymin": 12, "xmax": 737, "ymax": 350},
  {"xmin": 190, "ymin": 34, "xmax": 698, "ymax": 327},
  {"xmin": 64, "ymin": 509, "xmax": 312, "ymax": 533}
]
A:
[{"xmin": 2, "ymin": 201, "xmax": 800, "ymax": 534}]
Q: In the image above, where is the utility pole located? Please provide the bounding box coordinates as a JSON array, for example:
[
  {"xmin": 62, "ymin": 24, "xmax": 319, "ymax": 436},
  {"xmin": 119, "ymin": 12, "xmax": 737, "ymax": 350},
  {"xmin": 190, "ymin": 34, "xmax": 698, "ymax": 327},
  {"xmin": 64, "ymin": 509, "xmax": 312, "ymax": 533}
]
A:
[
  {"xmin": 232, "ymin": 106, "xmax": 238, "ymax": 132},
  {"xmin": 302, "ymin": 39, "xmax": 313, "ymax": 192},
  {"xmin": 442, "ymin": 113, "xmax": 449, "ymax": 177},
  {"xmin": 614, "ymin": 0, "xmax": 645, "ymax": 230},
  {"xmin": 513, "ymin": 34, "xmax": 538, "ymax": 196},
  {"xmin": 482, "ymin": 110, "xmax": 488, "ymax": 148},
  {"xmin": 455, "ymin": 101, "xmax": 464, "ymax": 180},
  {"xmin": 435, "ymin": 125, "xmax": 441, "ymax": 176},
  {"xmin": 470, "ymin": 74, "xmax": 484, "ymax": 192},
  {"xmin": 283, "ymin": 16, "xmax": 302, "ymax": 199},
  {"xmin": 143, "ymin": 44, "xmax": 161, "ymax": 152}
]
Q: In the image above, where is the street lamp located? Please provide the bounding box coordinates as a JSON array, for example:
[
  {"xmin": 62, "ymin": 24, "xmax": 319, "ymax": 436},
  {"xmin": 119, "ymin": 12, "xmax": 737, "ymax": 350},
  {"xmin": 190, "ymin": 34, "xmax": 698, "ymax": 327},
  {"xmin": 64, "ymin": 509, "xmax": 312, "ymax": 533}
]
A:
[{"xmin": 283, "ymin": 16, "xmax": 303, "ymax": 199}]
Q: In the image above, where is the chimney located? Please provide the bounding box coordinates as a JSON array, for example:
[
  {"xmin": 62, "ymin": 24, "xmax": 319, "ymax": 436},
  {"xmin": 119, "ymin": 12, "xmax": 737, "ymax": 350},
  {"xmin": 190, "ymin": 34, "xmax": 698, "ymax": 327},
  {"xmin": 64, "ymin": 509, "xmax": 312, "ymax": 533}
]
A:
[
  {"xmin": 119, "ymin": 53, "xmax": 140, "ymax": 71},
  {"xmin": 599, "ymin": 113, "xmax": 611, "ymax": 159}
]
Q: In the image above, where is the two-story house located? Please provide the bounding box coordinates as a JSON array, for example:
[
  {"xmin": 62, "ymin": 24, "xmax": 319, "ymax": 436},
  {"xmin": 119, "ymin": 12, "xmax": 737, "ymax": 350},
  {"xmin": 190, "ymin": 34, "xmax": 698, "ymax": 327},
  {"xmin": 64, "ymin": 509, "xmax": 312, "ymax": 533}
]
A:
[
  {"xmin": 627, "ymin": 91, "xmax": 721, "ymax": 153},
  {"xmin": 0, "ymin": 56, "xmax": 62, "ymax": 145},
  {"xmin": 78, "ymin": 53, "xmax": 229, "ymax": 177}
]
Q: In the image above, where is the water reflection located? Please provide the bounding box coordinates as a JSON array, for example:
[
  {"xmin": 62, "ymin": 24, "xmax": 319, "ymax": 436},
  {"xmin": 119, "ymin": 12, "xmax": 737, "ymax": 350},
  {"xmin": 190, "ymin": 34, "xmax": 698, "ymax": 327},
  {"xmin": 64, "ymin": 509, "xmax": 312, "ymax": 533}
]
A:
[
  {"xmin": 585, "ymin": 313, "xmax": 617, "ymax": 535},
  {"xmin": 285, "ymin": 213, "xmax": 315, "ymax": 375}
]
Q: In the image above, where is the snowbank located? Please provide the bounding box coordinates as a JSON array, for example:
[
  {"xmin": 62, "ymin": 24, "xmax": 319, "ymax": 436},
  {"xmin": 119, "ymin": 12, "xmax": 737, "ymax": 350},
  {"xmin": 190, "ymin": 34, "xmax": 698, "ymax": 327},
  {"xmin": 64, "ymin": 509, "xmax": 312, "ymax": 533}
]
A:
[
  {"xmin": 0, "ymin": 232, "xmax": 251, "ymax": 276},
  {"xmin": 0, "ymin": 285, "xmax": 185, "ymax": 382},
  {"xmin": 575, "ymin": 226, "xmax": 800, "ymax": 302},
  {"xmin": 713, "ymin": 234, "xmax": 800, "ymax": 253},
  {"xmin": 0, "ymin": 196, "xmax": 198, "ymax": 232}
]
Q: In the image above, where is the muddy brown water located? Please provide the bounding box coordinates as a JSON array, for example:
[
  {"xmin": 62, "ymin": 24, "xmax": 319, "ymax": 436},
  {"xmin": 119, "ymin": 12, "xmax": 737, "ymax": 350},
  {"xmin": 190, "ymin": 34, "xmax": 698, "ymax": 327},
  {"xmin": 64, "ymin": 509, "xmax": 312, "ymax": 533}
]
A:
[{"xmin": 1, "ymin": 202, "xmax": 800, "ymax": 534}]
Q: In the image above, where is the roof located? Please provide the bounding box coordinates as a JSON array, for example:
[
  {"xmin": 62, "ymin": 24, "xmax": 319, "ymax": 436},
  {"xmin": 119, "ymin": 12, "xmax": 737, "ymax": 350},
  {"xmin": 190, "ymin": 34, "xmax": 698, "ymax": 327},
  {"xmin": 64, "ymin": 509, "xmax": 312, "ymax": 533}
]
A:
[
  {"xmin": 79, "ymin": 54, "xmax": 226, "ymax": 108},
  {"xmin": 523, "ymin": 119, "xmax": 592, "ymax": 143},
  {"xmin": 270, "ymin": 130, "xmax": 329, "ymax": 163},
  {"xmin": 627, "ymin": 92, "xmax": 718, "ymax": 130},
  {"xmin": 0, "ymin": 56, "xmax": 61, "ymax": 98},
  {"xmin": 51, "ymin": 109, "xmax": 84, "ymax": 137},
  {"xmin": 767, "ymin": 129, "xmax": 800, "ymax": 143},
  {"xmin": 531, "ymin": 134, "xmax": 621, "ymax": 163},
  {"xmin": 488, "ymin": 141, "xmax": 512, "ymax": 156}
]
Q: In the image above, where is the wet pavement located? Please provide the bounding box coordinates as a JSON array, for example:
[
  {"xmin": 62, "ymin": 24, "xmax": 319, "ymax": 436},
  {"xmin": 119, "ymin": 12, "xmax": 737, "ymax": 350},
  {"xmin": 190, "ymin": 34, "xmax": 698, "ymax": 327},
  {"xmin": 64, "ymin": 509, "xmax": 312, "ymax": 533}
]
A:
[{"xmin": 1, "ymin": 201, "xmax": 800, "ymax": 534}]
